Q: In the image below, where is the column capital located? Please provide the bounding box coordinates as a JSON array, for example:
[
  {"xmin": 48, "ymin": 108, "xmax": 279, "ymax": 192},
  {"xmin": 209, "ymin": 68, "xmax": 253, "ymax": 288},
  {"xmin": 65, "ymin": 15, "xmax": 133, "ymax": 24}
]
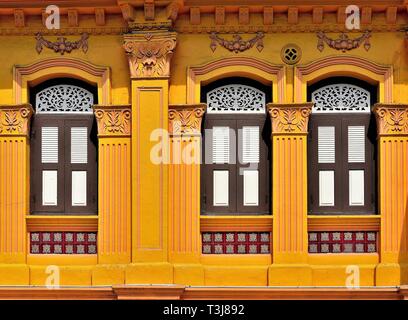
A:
[
  {"xmin": 267, "ymin": 103, "xmax": 313, "ymax": 135},
  {"xmin": 0, "ymin": 104, "xmax": 33, "ymax": 137},
  {"xmin": 373, "ymin": 103, "xmax": 408, "ymax": 136},
  {"xmin": 93, "ymin": 105, "xmax": 132, "ymax": 137},
  {"xmin": 168, "ymin": 104, "xmax": 206, "ymax": 136},
  {"xmin": 123, "ymin": 30, "xmax": 177, "ymax": 79}
]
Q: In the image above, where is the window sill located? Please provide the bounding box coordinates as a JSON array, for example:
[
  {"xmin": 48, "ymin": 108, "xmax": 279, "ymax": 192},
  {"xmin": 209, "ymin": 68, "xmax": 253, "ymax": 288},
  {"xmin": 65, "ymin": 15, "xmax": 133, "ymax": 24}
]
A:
[
  {"xmin": 308, "ymin": 215, "xmax": 380, "ymax": 231},
  {"xmin": 26, "ymin": 215, "xmax": 98, "ymax": 232},
  {"xmin": 200, "ymin": 215, "xmax": 273, "ymax": 232}
]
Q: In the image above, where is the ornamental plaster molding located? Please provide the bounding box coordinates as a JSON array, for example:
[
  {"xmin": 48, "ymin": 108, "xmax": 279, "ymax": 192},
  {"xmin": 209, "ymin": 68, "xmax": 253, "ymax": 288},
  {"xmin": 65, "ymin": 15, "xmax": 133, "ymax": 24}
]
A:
[
  {"xmin": 209, "ymin": 32, "xmax": 264, "ymax": 53},
  {"xmin": 267, "ymin": 103, "xmax": 313, "ymax": 134},
  {"xmin": 316, "ymin": 31, "xmax": 371, "ymax": 52},
  {"xmin": 373, "ymin": 104, "xmax": 408, "ymax": 136},
  {"xmin": 0, "ymin": 104, "xmax": 33, "ymax": 137},
  {"xmin": 168, "ymin": 104, "xmax": 206, "ymax": 136},
  {"xmin": 94, "ymin": 105, "xmax": 131, "ymax": 137},
  {"xmin": 35, "ymin": 32, "xmax": 89, "ymax": 55},
  {"xmin": 123, "ymin": 31, "xmax": 177, "ymax": 78}
]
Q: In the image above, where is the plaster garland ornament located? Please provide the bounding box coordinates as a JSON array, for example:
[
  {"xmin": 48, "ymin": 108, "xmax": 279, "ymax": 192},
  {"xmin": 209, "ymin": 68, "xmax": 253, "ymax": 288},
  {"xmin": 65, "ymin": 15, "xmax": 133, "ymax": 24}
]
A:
[
  {"xmin": 209, "ymin": 32, "xmax": 264, "ymax": 53},
  {"xmin": 168, "ymin": 104, "xmax": 206, "ymax": 136},
  {"xmin": 206, "ymin": 85, "xmax": 266, "ymax": 114},
  {"xmin": 94, "ymin": 106, "xmax": 132, "ymax": 136},
  {"xmin": 35, "ymin": 32, "xmax": 89, "ymax": 55},
  {"xmin": 316, "ymin": 31, "xmax": 371, "ymax": 52},
  {"xmin": 267, "ymin": 104, "xmax": 313, "ymax": 134},
  {"xmin": 123, "ymin": 31, "xmax": 177, "ymax": 78},
  {"xmin": 373, "ymin": 104, "xmax": 408, "ymax": 135},
  {"xmin": 0, "ymin": 104, "xmax": 33, "ymax": 136}
]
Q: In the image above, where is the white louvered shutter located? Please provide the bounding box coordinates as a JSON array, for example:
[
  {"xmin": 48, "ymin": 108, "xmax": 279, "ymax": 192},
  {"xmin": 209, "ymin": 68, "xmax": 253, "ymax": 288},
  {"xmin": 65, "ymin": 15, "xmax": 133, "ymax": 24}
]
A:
[
  {"xmin": 242, "ymin": 126, "xmax": 260, "ymax": 206},
  {"xmin": 212, "ymin": 126, "xmax": 230, "ymax": 164},
  {"xmin": 318, "ymin": 126, "xmax": 335, "ymax": 163},
  {"xmin": 71, "ymin": 127, "xmax": 88, "ymax": 164},
  {"xmin": 348, "ymin": 125, "xmax": 366, "ymax": 206},
  {"xmin": 317, "ymin": 126, "xmax": 335, "ymax": 207},
  {"xmin": 41, "ymin": 127, "xmax": 58, "ymax": 163},
  {"xmin": 242, "ymin": 126, "xmax": 259, "ymax": 163}
]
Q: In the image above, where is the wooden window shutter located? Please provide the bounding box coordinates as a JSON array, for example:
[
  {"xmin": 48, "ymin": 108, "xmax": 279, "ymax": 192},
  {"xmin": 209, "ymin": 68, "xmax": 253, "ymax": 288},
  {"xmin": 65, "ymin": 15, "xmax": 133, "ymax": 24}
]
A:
[
  {"xmin": 31, "ymin": 115, "xmax": 97, "ymax": 215},
  {"xmin": 342, "ymin": 115, "xmax": 375, "ymax": 213},
  {"xmin": 308, "ymin": 115, "xmax": 342, "ymax": 214},
  {"xmin": 202, "ymin": 118, "xmax": 237, "ymax": 214},
  {"xmin": 31, "ymin": 116, "xmax": 65, "ymax": 213},
  {"xmin": 65, "ymin": 116, "xmax": 97, "ymax": 214}
]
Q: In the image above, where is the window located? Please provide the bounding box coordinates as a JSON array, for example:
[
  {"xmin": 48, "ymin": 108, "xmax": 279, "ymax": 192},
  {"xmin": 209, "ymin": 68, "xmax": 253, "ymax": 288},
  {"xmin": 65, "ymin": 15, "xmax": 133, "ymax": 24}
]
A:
[
  {"xmin": 308, "ymin": 78, "xmax": 377, "ymax": 215},
  {"xmin": 201, "ymin": 79, "xmax": 271, "ymax": 215},
  {"xmin": 30, "ymin": 79, "xmax": 98, "ymax": 215}
]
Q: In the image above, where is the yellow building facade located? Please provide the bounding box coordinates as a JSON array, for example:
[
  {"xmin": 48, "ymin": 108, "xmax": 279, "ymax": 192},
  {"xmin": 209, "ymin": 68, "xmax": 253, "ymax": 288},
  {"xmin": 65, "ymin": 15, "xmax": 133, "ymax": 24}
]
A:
[{"xmin": 0, "ymin": 0, "xmax": 408, "ymax": 299}]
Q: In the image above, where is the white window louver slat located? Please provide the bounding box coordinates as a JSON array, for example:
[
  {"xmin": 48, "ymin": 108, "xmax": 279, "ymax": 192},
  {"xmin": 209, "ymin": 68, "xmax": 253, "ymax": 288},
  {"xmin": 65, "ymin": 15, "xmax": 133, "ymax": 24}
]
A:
[
  {"xmin": 318, "ymin": 126, "xmax": 335, "ymax": 164},
  {"xmin": 242, "ymin": 126, "xmax": 259, "ymax": 163},
  {"xmin": 212, "ymin": 126, "xmax": 230, "ymax": 164},
  {"xmin": 348, "ymin": 126, "xmax": 365, "ymax": 163},
  {"xmin": 71, "ymin": 127, "xmax": 88, "ymax": 164},
  {"xmin": 41, "ymin": 127, "xmax": 58, "ymax": 163}
]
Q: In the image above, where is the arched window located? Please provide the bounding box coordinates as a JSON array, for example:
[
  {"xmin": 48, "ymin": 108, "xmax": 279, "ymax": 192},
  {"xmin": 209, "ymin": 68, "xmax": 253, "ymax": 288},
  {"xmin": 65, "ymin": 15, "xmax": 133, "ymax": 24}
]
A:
[
  {"xmin": 308, "ymin": 77, "xmax": 377, "ymax": 215},
  {"xmin": 30, "ymin": 78, "xmax": 98, "ymax": 215},
  {"xmin": 201, "ymin": 78, "xmax": 271, "ymax": 215}
]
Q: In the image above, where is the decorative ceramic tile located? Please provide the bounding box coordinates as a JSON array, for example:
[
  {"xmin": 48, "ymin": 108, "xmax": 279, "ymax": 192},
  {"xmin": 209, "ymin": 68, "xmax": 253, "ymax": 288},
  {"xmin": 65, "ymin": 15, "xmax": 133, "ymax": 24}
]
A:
[
  {"xmin": 308, "ymin": 231, "xmax": 377, "ymax": 254},
  {"xmin": 30, "ymin": 232, "xmax": 97, "ymax": 254},
  {"xmin": 201, "ymin": 232, "xmax": 271, "ymax": 254}
]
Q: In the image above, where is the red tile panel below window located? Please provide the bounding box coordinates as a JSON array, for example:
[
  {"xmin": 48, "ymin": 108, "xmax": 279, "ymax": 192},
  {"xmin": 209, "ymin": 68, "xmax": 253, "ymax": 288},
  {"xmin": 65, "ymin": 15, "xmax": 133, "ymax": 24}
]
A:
[
  {"xmin": 202, "ymin": 232, "xmax": 271, "ymax": 254},
  {"xmin": 30, "ymin": 232, "xmax": 97, "ymax": 254},
  {"xmin": 308, "ymin": 231, "xmax": 377, "ymax": 254}
]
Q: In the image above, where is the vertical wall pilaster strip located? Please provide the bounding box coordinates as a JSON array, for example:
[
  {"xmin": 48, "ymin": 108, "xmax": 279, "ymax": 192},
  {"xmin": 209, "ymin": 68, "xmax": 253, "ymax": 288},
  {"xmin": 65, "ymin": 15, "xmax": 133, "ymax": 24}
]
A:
[
  {"xmin": 373, "ymin": 104, "xmax": 408, "ymax": 285},
  {"xmin": 0, "ymin": 104, "xmax": 33, "ymax": 263},
  {"xmin": 124, "ymin": 30, "xmax": 176, "ymax": 263},
  {"xmin": 268, "ymin": 103, "xmax": 312, "ymax": 264},
  {"xmin": 94, "ymin": 105, "xmax": 131, "ymax": 264},
  {"xmin": 168, "ymin": 105, "xmax": 205, "ymax": 263}
]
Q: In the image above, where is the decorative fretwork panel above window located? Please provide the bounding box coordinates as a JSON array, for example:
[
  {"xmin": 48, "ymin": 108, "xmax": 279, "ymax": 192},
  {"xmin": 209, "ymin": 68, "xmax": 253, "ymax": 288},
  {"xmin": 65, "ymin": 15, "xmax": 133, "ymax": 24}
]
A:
[
  {"xmin": 206, "ymin": 84, "xmax": 266, "ymax": 114},
  {"xmin": 36, "ymin": 85, "xmax": 94, "ymax": 113},
  {"xmin": 311, "ymin": 84, "xmax": 370, "ymax": 113}
]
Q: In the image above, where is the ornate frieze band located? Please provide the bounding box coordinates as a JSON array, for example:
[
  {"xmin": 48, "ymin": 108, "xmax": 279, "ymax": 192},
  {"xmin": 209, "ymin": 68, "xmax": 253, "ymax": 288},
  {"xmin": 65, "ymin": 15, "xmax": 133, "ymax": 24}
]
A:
[
  {"xmin": 123, "ymin": 31, "xmax": 177, "ymax": 78},
  {"xmin": 267, "ymin": 103, "xmax": 313, "ymax": 134},
  {"xmin": 94, "ymin": 105, "xmax": 131, "ymax": 137},
  {"xmin": 317, "ymin": 31, "xmax": 371, "ymax": 52},
  {"xmin": 35, "ymin": 33, "xmax": 89, "ymax": 55},
  {"xmin": 168, "ymin": 104, "xmax": 206, "ymax": 136},
  {"xmin": 373, "ymin": 104, "xmax": 408, "ymax": 136},
  {"xmin": 0, "ymin": 104, "xmax": 33, "ymax": 137}
]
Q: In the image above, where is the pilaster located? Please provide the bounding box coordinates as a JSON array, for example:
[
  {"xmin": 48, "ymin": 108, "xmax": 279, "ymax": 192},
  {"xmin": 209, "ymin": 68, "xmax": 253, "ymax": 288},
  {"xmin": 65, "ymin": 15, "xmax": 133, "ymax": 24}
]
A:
[
  {"xmin": 373, "ymin": 104, "xmax": 408, "ymax": 285},
  {"xmin": 124, "ymin": 28, "xmax": 176, "ymax": 265},
  {"xmin": 267, "ymin": 103, "xmax": 313, "ymax": 285},
  {"xmin": 0, "ymin": 104, "xmax": 33, "ymax": 264},
  {"xmin": 94, "ymin": 105, "xmax": 132, "ymax": 264}
]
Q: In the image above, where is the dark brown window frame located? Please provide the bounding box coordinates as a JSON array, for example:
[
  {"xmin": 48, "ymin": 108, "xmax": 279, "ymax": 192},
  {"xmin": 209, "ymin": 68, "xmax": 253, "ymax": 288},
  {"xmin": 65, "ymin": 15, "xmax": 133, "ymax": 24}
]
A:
[
  {"xmin": 308, "ymin": 113, "xmax": 377, "ymax": 215},
  {"xmin": 201, "ymin": 113, "xmax": 271, "ymax": 215},
  {"xmin": 30, "ymin": 78, "xmax": 98, "ymax": 216},
  {"xmin": 30, "ymin": 114, "xmax": 98, "ymax": 215}
]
